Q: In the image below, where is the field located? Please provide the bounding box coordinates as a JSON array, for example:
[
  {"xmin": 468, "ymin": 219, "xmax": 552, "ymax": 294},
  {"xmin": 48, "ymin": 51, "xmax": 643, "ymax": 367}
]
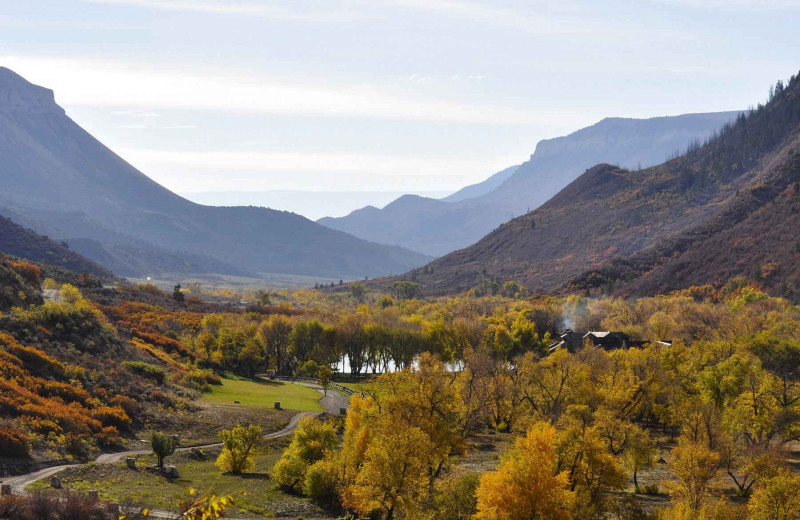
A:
[
  {"xmin": 202, "ymin": 376, "xmax": 324, "ymax": 412},
  {"xmin": 29, "ymin": 441, "xmax": 331, "ymax": 519}
]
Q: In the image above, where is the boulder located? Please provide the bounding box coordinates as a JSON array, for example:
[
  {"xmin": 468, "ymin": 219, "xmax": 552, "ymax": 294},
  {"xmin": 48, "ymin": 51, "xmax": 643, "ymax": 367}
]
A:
[
  {"xmin": 188, "ymin": 448, "xmax": 206, "ymax": 461},
  {"xmin": 164, "ymin": 465, "xmax": 180, "ymax": 479}
]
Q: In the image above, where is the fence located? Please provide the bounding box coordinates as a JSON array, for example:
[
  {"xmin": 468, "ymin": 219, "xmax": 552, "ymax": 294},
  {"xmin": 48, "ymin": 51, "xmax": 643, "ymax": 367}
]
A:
[{"xmin": 264, "ymin": 375, "xmax": 356, "ymax": 396}]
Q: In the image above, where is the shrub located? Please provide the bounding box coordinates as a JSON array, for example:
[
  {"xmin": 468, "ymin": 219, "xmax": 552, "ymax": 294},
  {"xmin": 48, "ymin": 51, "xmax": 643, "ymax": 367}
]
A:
[
  {"xmin": 272, "ymin": 417, "xmax": 338, "ymax": 492},
  {"xmin": 9, "ymin": 260, "xmax": 42, "ymax": 286},
  {"xmin": 0, "ymin": 426, "xmax": 29, "ymax": 456},
  {"xmin": 121, "ymin": 360, "xmax": 166, "ymax": 384},
  {"xmin": 304, "ymin": 459, "xmax": 340, "ymax": 507},
  {"xmin": 91, "ymin": 406, "xmax": 132, "ymax": 431},
  {"xmin": 216, "ymin": 423, "xmax": 262, "ymax": 474},
  {"xmin": 271, "ymin": 452, "xmax": 308, "ymax": 492}
]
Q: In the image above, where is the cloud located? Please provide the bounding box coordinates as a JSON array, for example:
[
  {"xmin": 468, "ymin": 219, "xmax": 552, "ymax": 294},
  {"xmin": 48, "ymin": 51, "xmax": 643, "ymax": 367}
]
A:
[
  {"xmin": 117, "ymin": 147, "xmax": 522, "ymax": 177},
  {"xmin": 648, "ymin": 0, "xmax": 800, "ymax": 7},
  {"xmin": 1, "ymin": 55, "xmax": 588, "ymax": 125},
  {"xmin": 83, "ymin": 0, "xmax": 594, "ymax": 34},
  {"xmin": 83, "ymin": 0, "xmax": 371, "ymax": 21},
  {"xmin": 112, "ymin": 146, "xmax": 525, "ymax": 191}
]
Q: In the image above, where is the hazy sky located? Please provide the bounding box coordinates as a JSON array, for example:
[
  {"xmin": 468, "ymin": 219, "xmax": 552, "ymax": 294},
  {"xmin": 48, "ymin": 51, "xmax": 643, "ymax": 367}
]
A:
[{"xmin": 1, "ymin": 1, "xmax": 799, "ymax": 215}]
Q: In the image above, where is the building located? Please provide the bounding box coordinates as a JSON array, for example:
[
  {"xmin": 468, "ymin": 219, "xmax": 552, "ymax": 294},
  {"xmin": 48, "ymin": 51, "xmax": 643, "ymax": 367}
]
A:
[{"xmin": 548, "ymin": 330, "xmax": 648, "ymax": 353}]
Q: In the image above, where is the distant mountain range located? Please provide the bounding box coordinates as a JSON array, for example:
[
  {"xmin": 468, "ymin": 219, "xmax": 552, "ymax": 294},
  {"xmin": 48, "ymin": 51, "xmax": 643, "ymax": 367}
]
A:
[
  {"xmin": 395, "ymin": 71, "xmax": 800, "ymax": 299},
  {"xmin": 0, "ymin": 67, "xmax": 430, "ymax": 280},
  {"xmin": 319, "ymin": 112, "xmax": 741, "ymax": 257}
]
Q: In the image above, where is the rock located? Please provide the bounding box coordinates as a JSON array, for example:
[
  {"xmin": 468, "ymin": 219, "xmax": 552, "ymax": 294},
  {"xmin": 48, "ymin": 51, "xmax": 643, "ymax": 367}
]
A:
[
  {"xmin": 274, "ymin": 401, "xmax": 281, "ymax": 410},
  {"xmin": 1, "ymin": 483, "xmax": 12, "ymax": 496},
  {"xmin": 188, "ymin": 448, "xmax": 206, "ymax": 461},
  {"xmin": 50, "ymin": 476, "xmax": 62, "ymax": 489},
  {"xmin": 164, "ymin": 465, "xmax": 180, "ymax": 479},
  {"xmin": 126, "ymin": 457, "xmax": 137, "ymax": 470}
]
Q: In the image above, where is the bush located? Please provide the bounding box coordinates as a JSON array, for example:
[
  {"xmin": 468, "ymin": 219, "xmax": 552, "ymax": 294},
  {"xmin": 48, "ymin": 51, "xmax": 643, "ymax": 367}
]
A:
[
  {"xmin": 216, "ymin": 424, "xmax": 262, "ymax": 474},
  {"xmin": 271, "ymin": 452, "xmax": 308, "ymax": 492},
  {"xmin": 9, "ymin": 260, "xmax": 42, "ymax": 286},
  {"xmin": 304, "ymin": 459, "xmax": 340, "ymax": 508},
  {"xmin": 0, "ymin": 426, "xmax": 29, "ymax": 456},
  {"xmin": 121, "ymin": 360, "xmax": 166, "ymax": 384}
]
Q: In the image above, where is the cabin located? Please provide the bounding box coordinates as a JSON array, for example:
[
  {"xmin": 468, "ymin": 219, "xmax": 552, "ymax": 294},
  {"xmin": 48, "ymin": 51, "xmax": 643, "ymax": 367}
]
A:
[{"xmin": 548, "ymin": 330, "xmax": 648, "ymax": 353}]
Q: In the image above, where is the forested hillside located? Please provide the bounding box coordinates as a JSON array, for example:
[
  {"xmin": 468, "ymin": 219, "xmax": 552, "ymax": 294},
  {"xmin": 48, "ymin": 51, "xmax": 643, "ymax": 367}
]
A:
[
  {"xmin": 397, "ymin": 72, "xmax": 800, "ymax": 298},
  {"xmin": 0, "ymin": 215, "xmax": 116, "ymax": 281}
]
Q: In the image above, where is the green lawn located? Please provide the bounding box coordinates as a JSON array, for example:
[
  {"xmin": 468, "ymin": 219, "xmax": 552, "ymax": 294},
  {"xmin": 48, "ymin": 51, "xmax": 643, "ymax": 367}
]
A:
[{"xmin": 202, "ymin": 377, "xmax": 323, "ymax": 412}]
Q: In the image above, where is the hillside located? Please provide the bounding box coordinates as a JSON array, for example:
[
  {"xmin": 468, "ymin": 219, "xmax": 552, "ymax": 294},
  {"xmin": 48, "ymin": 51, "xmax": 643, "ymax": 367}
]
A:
[
  {"xmin": 0, "ymin": 67, "xmax": 429, "ymax": 280},
  {"xmin": 320, "ymin": 112, "xmax": 740, "ymax": 257},
  {"xmin": 440, "ymin": 164, "xmax": 519, "ymax": 202},
  {"xmin": 396, "ymin": 72, "xmax": 800, "ymax": 297},
  {"xmin": 0, "ymin": 214, "xmax": 117, "ymax": 281}
]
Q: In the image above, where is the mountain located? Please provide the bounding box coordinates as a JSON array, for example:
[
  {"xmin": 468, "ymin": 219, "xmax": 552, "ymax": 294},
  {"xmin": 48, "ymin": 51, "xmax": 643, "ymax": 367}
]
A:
[
  {"xmin": 0, "ymin": 67, "xmax": 430, "ymax": 280},
  {"xmin": 319, "ymin": 112, "xmax": 741, "ymax": 257},
  {"xmin": 183, "ymin": 190, "xmax": 450, "ymax": 220},
  {"xmin": 0, "ymin": 214, "xmax": 116, "ymax": 281},
  {"xmin": 441, "ymin": 165, "xmax": 519, "ymax": 203},
  {"xmin": 396, "ymin": 71, "xmax": 800, "ymax": 297}
]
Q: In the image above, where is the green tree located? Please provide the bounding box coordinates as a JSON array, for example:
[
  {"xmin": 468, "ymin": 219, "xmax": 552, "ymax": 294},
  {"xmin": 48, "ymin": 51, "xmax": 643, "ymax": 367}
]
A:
[
  {"xmin": 318, "ymin": 365, "xmax": 333, "ymax": 396},
  {"xmin": 350, "ymin": 283, "xmax": 366, "ymax": 302},
  {"xmin": 173, "ymin": 283, "xmax": 185, "ymax": 302},
  {"xmin": 151, "ymin": 431, "xmax": 176, "ymax": 469}
]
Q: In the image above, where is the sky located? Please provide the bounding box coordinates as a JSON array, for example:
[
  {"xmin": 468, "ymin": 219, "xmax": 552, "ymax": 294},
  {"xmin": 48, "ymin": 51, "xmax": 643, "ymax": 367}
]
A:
[{"xmin": 1, "ymin": 0, "xmax": 799, "ymax": 219}]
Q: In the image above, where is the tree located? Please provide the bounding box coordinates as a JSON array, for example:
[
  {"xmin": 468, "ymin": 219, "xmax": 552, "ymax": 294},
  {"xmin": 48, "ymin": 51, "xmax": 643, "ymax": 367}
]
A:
[
  {"xmin": 622, "ymin": 426, "xmax": 656, "ymax": 493},
  {"xmin": 259, "ymin": 315, "xmax": 292, "ymax": 374},
  {"xmin": 216, "ymin": 423, "xmax": 262, "ymax": 474},
  {"xmin": 272, "ymin": 417, "xmax": 338, "ymax": 491},
  {"xmin": 350, "ymin": 283, "xmax": 366, "ymax": 302},
  {"xmin": 500, "ymin": 281, "xmax": 520, "ymax": 299},
  {"xmin": 173, "ymin": 284, "xmax": 184, "ymax": 302},
  {"xmin": 300, "ymin": 359, "xmax": 320, "ymax": 379},
  {"xmin": 389, "ymin": 281, "xmax": 422, "ymax": 301},
  {"xmin": 748, "ymin": 469, "xmax": 800, "ymax": 520},
  {"xmin": 665, "ymin": 440, "xmax": 720, "ymax": 512},
  {"xmin": 151, "ymin": 431, "xmax": 176, "ymax": 469},
  {"xmin": 318, "ymin": 365, "xmax": 333, "ymax": 396},
  {"xmin": 475, "ymin": 422, "xmax": 574, "ymax": 520}
]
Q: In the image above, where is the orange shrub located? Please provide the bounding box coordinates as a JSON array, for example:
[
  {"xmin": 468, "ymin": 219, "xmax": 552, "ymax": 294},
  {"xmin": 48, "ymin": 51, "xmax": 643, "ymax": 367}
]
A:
[
  {"xmin": 0, "ymin": 426, "xmax": 29, "ymax": 456},
  {"xmin": 91, "ymin": 406, "xmax": 131, "ymax": 431},
  {"xmin": 8, "ymin": 260, "xmax": 41, "ymax": 286}
]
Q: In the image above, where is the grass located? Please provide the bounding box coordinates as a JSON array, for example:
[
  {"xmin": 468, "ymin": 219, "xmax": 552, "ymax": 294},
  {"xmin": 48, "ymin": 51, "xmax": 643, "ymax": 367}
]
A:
[
  {"xmin": 30, "ymin": 441, "xmax": 331, "ymax": 519},
  {"xmin": 202, "ymin": 376, "xmax": 324, "ymax": 412}
]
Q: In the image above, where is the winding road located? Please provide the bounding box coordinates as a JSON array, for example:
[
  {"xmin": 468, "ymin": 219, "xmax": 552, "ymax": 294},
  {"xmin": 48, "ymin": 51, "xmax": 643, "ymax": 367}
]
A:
[{"xmin": 2, "ymin": 382, "xmax": 350, "ymax": 495}]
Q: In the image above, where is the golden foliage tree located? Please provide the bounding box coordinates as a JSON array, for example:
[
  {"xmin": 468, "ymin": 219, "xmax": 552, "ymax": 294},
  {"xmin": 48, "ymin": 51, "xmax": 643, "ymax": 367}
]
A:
[{"xmin": 475, "ymin": 422, "xmax": 574, "ymax": 520}]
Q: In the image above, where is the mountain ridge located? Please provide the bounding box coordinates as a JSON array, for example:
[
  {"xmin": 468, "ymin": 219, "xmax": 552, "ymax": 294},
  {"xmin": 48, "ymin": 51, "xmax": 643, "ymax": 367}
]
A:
[
  {"xmin": 320, "ymin": 111, "xmax": 742, "ymax": 257},
  {"xmin": 0, "ymin": 67, "xmax": 430, "ymax": 280},
  {"xmin": 386, "ymin": 72, "xmax": 800, "ymax": 297}
]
